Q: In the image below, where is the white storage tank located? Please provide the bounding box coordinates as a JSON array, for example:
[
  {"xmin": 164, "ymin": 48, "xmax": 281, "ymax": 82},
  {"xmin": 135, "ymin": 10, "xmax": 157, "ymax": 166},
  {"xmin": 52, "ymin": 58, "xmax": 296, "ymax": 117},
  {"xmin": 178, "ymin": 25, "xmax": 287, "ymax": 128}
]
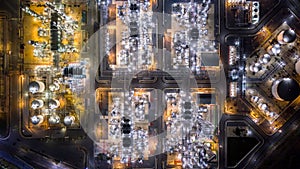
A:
[
  {"xmin": 277, "ymin": 29, "xmax": 297, "ymax": 44},
  {"xmin": 295, "ymin": 59, "xmax": 300, "ymax": 75},
  {"xmin": 31, "ymin": 115, "xmax": 44, "ymax": 125},
  {"xmin": 64, "ymin": 115, "xmax": 75, "ymax": 126},
  {"xmin": 31, "ymin": 99, "xmax": 44, "ymax": 109},
  {"xmin": 48, "ymin": 115, "xmax": 60, "ymax": 124},
  {"xmin": 267, "ymin": 44, "xmax": 281, "ymax": 55},
  {"xmin": 29, "ymin": 81, "xmax": 45, "ymax": 94},
  {"xmin": 49, "ymin": 83, "xmax": 60, "ymax": 92},
  {"xmin": 49, "ymin": 99, "xmax": 60, "ymax": 109}
]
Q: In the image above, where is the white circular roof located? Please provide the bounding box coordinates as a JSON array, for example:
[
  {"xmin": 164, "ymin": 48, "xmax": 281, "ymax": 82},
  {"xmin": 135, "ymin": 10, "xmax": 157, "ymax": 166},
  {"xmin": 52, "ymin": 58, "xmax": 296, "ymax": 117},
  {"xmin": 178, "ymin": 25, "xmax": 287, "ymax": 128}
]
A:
[
  {"xmin": 295, "ymin": 60, "xmax": 300, "ymax": 75},
  {"xmin": 49, "ymin": 115, "xmax": 60, "ymax": 124},
  {"xmin": 64, "ymin": 116, "xmax": 75, "ymax": 126},
  {"xmin": 49, "ymin": 99, "xmax": 60, "ymax": 109},
  {"xmin": 31, "ymin": 115, "xmax": 40, "ymax": 125}
]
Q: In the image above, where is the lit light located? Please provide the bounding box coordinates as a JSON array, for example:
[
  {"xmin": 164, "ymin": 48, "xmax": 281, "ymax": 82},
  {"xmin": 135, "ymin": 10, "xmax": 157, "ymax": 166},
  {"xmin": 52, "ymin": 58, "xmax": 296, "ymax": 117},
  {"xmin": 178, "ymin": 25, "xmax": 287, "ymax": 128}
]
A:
[
  {"xmin": 229, "ymin": 82, "xmax": 237, "ymax": 98},
  {"xmin": 177, "ymin": 153, "xmax": 182, "ymax": 160},
  {"xmin": 61, "ymin": 127, "xmax": 66, "ymax": 132}
]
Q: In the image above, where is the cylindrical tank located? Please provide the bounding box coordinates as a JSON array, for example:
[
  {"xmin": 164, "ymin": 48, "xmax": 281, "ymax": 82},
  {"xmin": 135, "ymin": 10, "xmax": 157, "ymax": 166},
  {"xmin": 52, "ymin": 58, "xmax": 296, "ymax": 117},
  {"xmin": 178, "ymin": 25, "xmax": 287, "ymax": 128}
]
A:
[
  {"xmin": 31, "ymin": 115, "xmax": 44, "ymax": 125},
  {"xmin": 29, "ymin": 81, "xmax": 45, "ymax": 94},
  {"xmin": 64, "ymin": 115, "xmax": 75, "ymax": 126},
  {"xmin": 258, "ymin": 103, "xmax": 268, "ymax": 111},
  {"xmin": 48, "ymin": 115, "xmax": 60, "ymax": 124},
  {"xmin": 260, "ymin": 54, "xmax": 271, "ymax": 64},
  {"xmin": 49, "ymin": 99, "xmax": 60, "ymax": 109},
  {"xmin": 272, "ymin": 44, "xmax": 281, "ymax": 55},
  {"xmin": 295, "ymin": 60, "xmax": 300, "ymax": 75},
  {"xmin": 267, "ymin": 45, "xmax": 273, "ymax": 55},
  {"xmin": 249, "ymin": 62, "xmax": 262, "ymax": 73},
  {"xmin": 250, "ymin": 96, "xmax": 260, "ymax": 103},
  {"xmin": 267, "ymin": 44, "xmax": 281, "ymax": 55},
  {"xmin": 31, "ymin": 99, "xmax": 44, "ymax": 109},
  {"xmin": 49, "ymin": 83, "xmax": 60, "ymax": 92},
  {"xmin": 277, "ymin": 29, "xmax": 297, "ymax": 44},
  {"xmin": 272, "ymin": 78, "xmax": 300, "ymax": 101}
]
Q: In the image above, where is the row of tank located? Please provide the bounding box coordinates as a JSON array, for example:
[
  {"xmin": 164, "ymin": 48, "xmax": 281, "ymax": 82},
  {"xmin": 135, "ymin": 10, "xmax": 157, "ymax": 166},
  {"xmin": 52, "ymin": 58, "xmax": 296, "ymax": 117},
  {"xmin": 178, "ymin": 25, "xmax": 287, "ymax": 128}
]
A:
[
  {"xmin": 29, "ymin": 80, "xmax": 60, "ymax": 94},
  {"xmin": 31, "ymin": 98, "xmax": 60, "ymax": 110},
  {"xmin": 247, "ymin": 77, "xmax": 300, "ymax": 125},
  {"xmin": 31, "ymin": 114, "xmax": 75, "ymax": 126}
]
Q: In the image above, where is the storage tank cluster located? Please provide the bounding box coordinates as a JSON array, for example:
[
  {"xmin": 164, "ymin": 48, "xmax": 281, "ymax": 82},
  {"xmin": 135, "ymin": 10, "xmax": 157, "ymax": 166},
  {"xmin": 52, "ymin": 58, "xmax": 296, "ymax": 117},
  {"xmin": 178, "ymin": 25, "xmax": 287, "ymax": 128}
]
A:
[
  {"xmin": 250, "ymin": 29, "xmax": 293, "ymax": 73},
  {"xmin": 266, "ymin": 29, "xmax": 297, "ymax": 56},
  {"xmin": 269, "ymin": 29, "xmax": 299, "ymax": 101},
  {"xmin": 250, "ymin": 95, "xmax": 277, "ymax": 119},
  {"xmin": 249, "ymin": 54, "xmax": 271, "ymax": 73},
  {"xmin": 267, "ymin": 43, "xmax": 281, "ymax": 56},
  {"xmin": 29, "ymin": 80, "xmax": 67, "ymax": 125},
  {"xmin": 29, "ymin": 79, "xmax": 76, "ymax": 126}
]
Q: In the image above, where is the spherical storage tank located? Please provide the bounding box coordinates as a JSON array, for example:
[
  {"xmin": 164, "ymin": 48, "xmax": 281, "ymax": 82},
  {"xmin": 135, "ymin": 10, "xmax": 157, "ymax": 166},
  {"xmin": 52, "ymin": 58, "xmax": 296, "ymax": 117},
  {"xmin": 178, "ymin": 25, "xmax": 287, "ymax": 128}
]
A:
[
  {"xmin": 272, "ymin": 78, "xmax": 300, "ymax": 101},
  {"xmin": 31, "ymin": 99, "xmax": 44, "ymax": 109},
  {"xmin": 267, "ymin": 44, "xmax": 281, "ymax": 55},
  {"xmin": 31, "ymin": 115, "xmax": 44, "ymax": 125},
  {"xmin": 48, "ymin": 115, "xmax": 60, "ymax": 124},
  {"xmin": 49, "ymin": 83, "xmax": 60, "ymax": 92},
  {"xmin": 49, "ymin": 99, "xmax": 60, "ymax": 109},
  {"xmin": 277, "ymin": 29, "xmax": 297, "ymax": 44},
  {"xmin": 29, "ymin": 81, "xmax": 45, "ymax": 94},
  {"xmin": 295, "ymin": 60, "xmax": 300, "ymax": 75},
  {"xmin": 260, "ymin": 54, "xmax": 271, "ymax": 64},
  {"xmin": 64, "ymin": 115, "xmax": 75, "ymax": 126},
  {"xmin": 249, "ymin": 62, "xmax": 262, "ymax": 73}
]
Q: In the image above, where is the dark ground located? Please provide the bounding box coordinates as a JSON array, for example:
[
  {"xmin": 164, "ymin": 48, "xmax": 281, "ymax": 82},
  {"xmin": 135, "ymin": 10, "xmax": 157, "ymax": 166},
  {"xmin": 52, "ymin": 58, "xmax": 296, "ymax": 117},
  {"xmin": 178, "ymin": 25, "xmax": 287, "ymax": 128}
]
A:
[{"xmin": 258, "ymin": 126, "xmax": 300, "ymax": 169}]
